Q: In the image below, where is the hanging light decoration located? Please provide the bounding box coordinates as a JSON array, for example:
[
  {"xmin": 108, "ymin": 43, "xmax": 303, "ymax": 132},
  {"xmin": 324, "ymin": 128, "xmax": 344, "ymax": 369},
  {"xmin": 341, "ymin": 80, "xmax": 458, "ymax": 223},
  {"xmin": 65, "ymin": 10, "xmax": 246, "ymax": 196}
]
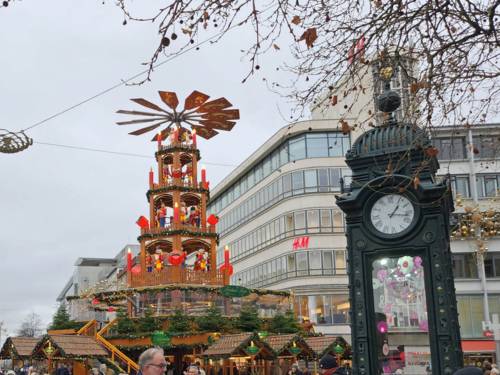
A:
[
  {"xmin": 289, "ymin": 341, "xmax": 301, "ymax": 356},
  {"xmin": 0, "ymin": 128, "xmax": 32, "ymax": 153},
  {"xmin": 245, "ymin": 340, "xmax": 259, "ymax": 356}
]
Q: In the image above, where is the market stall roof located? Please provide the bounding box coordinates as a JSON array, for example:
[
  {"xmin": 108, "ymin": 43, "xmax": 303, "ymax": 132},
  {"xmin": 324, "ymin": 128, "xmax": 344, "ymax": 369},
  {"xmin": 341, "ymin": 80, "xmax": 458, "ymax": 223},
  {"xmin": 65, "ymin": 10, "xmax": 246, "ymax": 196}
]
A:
[
  {"xmin": 0, "ymin": 337, "xmax": 39, "ymax": 359},
  {"xmin": 262, "ymin": 334, "xmax": 314, "ymax": 358},
  {"xmin": 304, "ymin": 335, "xmax": 350, "ymax": 358},
  {"xmin": 32, "ymin": 335, "xmax": 108, "ymax": 358},
  {"xmin": 202, "ymin": 333, "xmax": 274, "ymax": 359}
]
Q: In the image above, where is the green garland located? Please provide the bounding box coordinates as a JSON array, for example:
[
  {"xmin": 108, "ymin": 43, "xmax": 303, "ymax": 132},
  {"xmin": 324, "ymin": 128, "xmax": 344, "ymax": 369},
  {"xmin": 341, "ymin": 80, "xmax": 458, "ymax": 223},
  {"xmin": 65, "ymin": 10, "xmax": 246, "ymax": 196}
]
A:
[
  {"xmin": 146, "ymin": 185, "xmax": 209, "ymax": 200},
  {"xmin": 116, "ymin": 343, "xmax": 206, "ymax": 352},
  {"xmin": 155, "ymin": 146, "xmax": 201, "ymax": 161},
  {"xmin": 138, "ymin": 229, "xmax": 218, "ymax": 242},
  {"xmin": 82, "ymin": 284, "xmax": 290, "ymax": 302}
]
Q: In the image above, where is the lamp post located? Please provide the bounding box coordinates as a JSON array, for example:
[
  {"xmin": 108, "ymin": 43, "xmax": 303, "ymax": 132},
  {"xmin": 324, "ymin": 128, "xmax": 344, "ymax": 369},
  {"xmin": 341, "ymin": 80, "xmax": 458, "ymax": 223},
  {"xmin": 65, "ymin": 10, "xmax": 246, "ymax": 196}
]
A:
[{"xmin": 467, "ymin": 129, "xmax": 491, "ymax": 326}]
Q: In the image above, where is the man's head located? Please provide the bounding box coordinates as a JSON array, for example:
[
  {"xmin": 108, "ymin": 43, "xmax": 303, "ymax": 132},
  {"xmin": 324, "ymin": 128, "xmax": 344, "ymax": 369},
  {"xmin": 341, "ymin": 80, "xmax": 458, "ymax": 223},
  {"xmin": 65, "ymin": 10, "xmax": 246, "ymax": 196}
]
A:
[
  {"xmin": 139, "ymin": 348, "xmax": 167, "ymax": 375},
  {"xmin": 453, "ymin": 367, "xmax": 483, "ymax": 375},
  {"xmin": 186, "ymin": 366, "xmax": 199, "ymax": 375},
  {"xmin": 319, "ymin": 355, "xmax": 337, "ymax": 373}
]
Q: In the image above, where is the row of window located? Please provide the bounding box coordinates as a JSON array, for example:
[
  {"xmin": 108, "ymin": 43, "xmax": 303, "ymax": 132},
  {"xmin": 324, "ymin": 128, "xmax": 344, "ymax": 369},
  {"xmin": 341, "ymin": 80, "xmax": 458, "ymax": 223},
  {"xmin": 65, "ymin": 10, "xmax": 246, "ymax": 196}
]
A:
[
  {"xmin": 457, "ymin": 295, "xmax": 500, "ymax": 338},
  {"xmin": 293, "ymin": 294, "xmax": 350, "ymax": 325},
  {"xmin": 452, "ymin": 253, "xmax": 500, "ymax": 279},
  {"xmin": 231, "ymin": 249, "xmax": 347, "ymax": 288},
  {"xmin": 216, "ymin": 208, "xmax": 345, "ymax": 265},
  {"xmin": 210, "ymin": 167, "xmax": 350, "ymax": 235},
  {"xmin": 432, "ymin": 136, "xmax": 498, "ymax": 160},
  {"xmin": 209, "ymin": 132, "xmax": 351, "ymax": 215},
  {"xmin": 448, "ymin": 174, "xmax": 500, "ymax": 198}
]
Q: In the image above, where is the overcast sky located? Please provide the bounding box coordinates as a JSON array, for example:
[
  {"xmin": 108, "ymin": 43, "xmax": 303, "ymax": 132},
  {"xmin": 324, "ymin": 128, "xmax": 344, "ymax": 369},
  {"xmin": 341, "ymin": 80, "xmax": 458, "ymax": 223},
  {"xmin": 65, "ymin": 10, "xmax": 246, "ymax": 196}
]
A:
[{"xmin": 0, "ymin": 1, "xmax": 301, "ymax": 340}]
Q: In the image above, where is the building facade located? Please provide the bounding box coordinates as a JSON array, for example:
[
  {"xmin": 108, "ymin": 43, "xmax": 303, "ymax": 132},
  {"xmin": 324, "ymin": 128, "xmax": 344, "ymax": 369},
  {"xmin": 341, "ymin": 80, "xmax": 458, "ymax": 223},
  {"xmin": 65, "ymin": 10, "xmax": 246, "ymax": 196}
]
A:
[
  {"xmin": 57, "ymin": 244, "xmax": 139, "ymax": 322},
  {"xmin": 208, "ymin": 122, "xmax": 500, "ymax": 362}
]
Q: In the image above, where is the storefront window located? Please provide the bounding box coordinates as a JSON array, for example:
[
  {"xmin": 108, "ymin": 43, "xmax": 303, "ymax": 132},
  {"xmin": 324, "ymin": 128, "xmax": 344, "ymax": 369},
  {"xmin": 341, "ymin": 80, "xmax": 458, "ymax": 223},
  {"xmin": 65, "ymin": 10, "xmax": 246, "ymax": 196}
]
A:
[
  {"xmin": 332, "ymin": 295, "xmax": 350, "ymax": 323},
  {"xmin": 293, "ymin": 294, "xmax": 350, "ymax": 325},
  {"xmin": 371, "ymin": 255, "xmax": 430, "ymax": 374}
]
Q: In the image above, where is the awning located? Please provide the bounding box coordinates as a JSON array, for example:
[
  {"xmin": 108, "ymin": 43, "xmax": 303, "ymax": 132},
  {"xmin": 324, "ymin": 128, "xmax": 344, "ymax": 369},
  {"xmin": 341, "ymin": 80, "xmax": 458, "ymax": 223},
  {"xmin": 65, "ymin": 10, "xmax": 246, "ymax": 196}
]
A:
[{"xmin": 461, "ymin": 340, "xmax": 496, "ymax": 353}]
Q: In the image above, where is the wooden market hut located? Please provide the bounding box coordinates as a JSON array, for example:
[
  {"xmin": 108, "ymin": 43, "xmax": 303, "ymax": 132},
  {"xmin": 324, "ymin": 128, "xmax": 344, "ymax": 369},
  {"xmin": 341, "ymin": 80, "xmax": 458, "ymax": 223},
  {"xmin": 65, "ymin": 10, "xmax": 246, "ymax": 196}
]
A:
[
  {"xmin": 0, "ymin": 337, "xmax": 40, "ymax": 367},
  {"xmin": 304, "ymin": 336, "xmax": 351, "ymax": 369},
  {"xmin": 202, "ymin": 333, "xmax": 275, "ymax": 375},
  {"xmin": 262, "ymin": 334, "xmax": 314, "ymax": 375},
  {"xmin": 31, "ymin": 335, "xmax": 108, "ymax": 375}
]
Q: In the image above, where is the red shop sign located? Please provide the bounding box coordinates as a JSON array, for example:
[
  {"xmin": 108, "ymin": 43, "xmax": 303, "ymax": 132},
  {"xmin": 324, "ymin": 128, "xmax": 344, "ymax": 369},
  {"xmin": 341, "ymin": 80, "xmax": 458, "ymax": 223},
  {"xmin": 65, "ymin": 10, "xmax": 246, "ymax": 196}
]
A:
[{"xmin": 293, "ymin": 236, "xmax": 310, "ymax": 250}]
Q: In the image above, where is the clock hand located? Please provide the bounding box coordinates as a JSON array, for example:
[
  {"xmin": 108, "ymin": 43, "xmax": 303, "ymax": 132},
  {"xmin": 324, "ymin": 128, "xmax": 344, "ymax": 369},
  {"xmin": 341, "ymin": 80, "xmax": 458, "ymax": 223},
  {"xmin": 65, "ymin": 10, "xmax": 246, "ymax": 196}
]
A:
[{"xmin": 388, "ymin": 197, "xmax": 403, "ymax": 218}]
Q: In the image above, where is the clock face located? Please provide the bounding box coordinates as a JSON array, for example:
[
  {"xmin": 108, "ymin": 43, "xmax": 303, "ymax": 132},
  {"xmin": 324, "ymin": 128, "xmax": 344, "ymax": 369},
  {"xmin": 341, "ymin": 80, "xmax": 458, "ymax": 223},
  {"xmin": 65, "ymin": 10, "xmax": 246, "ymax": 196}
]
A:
[{"xmin": 370, "ymin": 194, "xmax": 415, "ymax": 235}]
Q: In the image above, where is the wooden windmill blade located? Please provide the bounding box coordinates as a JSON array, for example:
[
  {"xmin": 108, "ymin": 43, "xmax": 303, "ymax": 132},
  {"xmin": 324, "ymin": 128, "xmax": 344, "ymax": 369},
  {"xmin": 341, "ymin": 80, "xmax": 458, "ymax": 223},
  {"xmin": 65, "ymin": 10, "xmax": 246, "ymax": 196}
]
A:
[
  {"xmin": 158, "ymin": 91, "xmax": 179, "ymax": 110},
  {"xmin": 117, "ymin": 117, "xmax": 166, "ymax": 126},
  {"xmin": 202, "ymin": 109, "xmax": 240, "ymax": 121},
  {"xmin": 116, "ymin": 109, "xmax": 166, "ymax": 117},
  {"xmin": 117, "ymin": 90, "xmax": 238, "ymax": 141},
  {"xmin": 196, "ymin": 97, "xmax": 232, "ymax": 113},
  {"xmin": 190, "ymin": 125, "xmax": 219, "ymax": 139},
  {"xmin": 131, "ymin": 98, "xmax": 168, "ymax": 113},
  {"xmin": 151, "ymin": 127, "xmax": 172, "ymax": 142},
  {"xmin": 199, "ymin": 120, "xmax": 236, "ymax": 131},
  {"xmin": 184, "ymin": 90, "xmax": 210, "ymax": 110},
  {"xmin": 128, "ymin": 121, "xmax": 169, "ymax": 136}
]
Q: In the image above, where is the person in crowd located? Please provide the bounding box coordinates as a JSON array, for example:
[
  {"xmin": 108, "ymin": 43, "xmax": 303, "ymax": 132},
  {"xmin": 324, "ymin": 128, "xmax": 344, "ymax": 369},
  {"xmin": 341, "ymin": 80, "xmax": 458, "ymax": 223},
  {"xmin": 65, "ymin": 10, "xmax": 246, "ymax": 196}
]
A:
[
  {"xmin": 318, "ymin": 354, "xmax": 345, "ymax": 375},
  {"xmin": 484, "ymin": 362, "xmax": 494, "ymax": 374},
  {"xmin": 186, "ymin": 366, "xmax": 199, "ymax": 375},
  {"xmin": 138, "ymin": 348, "xmax": 168, "ymax": 375},
  {"xmin": 56, "ymin": 364, "xmax": 69, "ymax": 375},
  {"xmin": 301, "ymin": 365, "xmax": 310, "ymax": 375},
  {"xmin": 230, "ymin": 363, "xmax": 239, "ymax": 375},
  {"xmin": 491, "ymin": 364, "xmax": 500, "ymax": 375},
  {"xmin": 195, "ymin": 363, "xmax": 205, "ymax": 375},
  {"xmin": 452, "ymin": 367, "xmax": 483, "ymax": 375},
  {"xmin": 287, "ymin": 364, "xmax": 302, "ymax": 375}
]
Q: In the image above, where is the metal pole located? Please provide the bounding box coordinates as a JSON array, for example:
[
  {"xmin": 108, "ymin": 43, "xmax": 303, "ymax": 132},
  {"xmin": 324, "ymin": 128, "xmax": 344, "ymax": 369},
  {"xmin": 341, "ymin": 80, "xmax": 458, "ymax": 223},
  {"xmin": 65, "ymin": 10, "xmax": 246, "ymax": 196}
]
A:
[
  {"xmin": 468, "ymin": 129, "xmax": 490, "ymax": 324},
  {"xmin": 492, "ymin": 314, "xmax": 500, "ymax": 363}
]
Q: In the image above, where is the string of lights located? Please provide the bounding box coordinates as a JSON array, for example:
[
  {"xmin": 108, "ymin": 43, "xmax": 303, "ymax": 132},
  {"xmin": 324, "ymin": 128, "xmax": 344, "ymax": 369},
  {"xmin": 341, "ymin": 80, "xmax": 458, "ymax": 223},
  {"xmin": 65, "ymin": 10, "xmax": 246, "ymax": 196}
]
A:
[{"xmin": 34, "ymin": 141, "xmax": 237, "ymax": 167}]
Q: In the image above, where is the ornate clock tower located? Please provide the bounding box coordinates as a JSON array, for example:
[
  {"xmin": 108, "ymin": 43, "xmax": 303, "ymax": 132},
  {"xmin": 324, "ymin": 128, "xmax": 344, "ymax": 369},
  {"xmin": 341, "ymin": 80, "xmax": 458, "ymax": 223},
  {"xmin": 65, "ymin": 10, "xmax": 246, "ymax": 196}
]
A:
[{"xmin": 336, "ymin": 68, "xmax": 463, "ymax": 375}]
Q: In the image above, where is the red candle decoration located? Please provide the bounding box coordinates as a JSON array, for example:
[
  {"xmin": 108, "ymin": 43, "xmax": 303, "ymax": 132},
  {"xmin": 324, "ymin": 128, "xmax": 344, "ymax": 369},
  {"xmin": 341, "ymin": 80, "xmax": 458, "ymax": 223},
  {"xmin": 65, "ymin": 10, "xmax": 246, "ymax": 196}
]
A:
[
  {"xmin": 224, "ymin": 245, "xmax": 230, "ymax": 266},
  {"xmin": 108, "ymin": 306, "xmax": 116, "ymax": 313},
  {"xmin": 173, "ymin": 126, "xmax": 179, "ymax": 143},
  {"xmin": 192, "ymin": 129, "xmax": 197, "ymax": 147},
  {"xmin": 157, "ymin": 132, "xmax": 162, "ymax": 148},
  {"xmin": 174, "ymin": 202, "xmax": 179, "ymax": 222},
  {"xmin": 201, "ymin": 165, "xmax": 206, "ymax": 184},
  {"xmin": 149, "ymin": 168, "xmax": 154, "ymax": 186},
  {"xmin": 91, "ymin": 298, "xmax": 99, "ymax": 306},
  {"xmin": 219, "ymin": 246, "xmax": 234, "ymax": 276},
  {"xmin": 127, "ymin": 248, "xmax": 133, "ymax": 272}
]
